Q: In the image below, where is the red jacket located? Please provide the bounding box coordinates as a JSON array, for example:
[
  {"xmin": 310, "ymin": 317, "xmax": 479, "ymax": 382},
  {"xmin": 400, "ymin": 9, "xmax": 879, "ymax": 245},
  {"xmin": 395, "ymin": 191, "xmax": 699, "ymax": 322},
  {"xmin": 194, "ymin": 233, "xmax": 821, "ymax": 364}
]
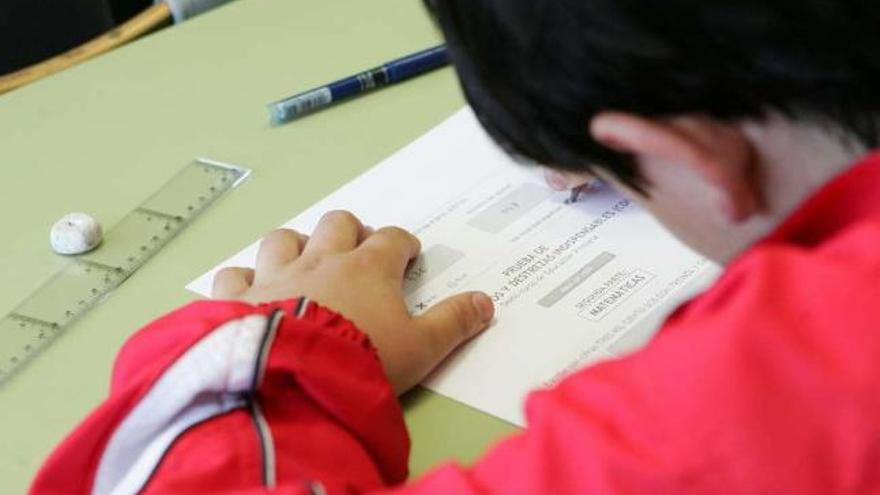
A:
[{"xmin": 31, "ymin": 153, "xmax": 880, "ymax": 494}]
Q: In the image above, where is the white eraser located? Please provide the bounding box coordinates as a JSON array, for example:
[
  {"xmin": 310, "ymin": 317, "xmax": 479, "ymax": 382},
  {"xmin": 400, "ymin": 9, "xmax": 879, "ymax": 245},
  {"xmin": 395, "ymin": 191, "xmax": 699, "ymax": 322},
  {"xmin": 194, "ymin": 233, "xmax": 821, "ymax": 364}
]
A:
[{"xmin": 50, "ymin": 213, "xmax": 103, "ymax": 255}]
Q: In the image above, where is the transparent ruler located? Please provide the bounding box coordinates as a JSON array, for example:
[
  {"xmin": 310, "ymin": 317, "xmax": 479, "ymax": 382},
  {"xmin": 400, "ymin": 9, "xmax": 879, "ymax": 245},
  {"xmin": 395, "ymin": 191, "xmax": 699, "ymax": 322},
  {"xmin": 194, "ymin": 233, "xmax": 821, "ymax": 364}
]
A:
[{"xmin": 0, "ymin": 158, "xmax": 249, "ymax": 384}]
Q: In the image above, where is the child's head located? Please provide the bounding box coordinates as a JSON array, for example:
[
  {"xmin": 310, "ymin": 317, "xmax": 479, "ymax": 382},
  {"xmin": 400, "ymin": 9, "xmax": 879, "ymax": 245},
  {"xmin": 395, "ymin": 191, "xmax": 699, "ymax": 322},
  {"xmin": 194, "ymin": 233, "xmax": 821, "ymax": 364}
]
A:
[{"xmin": 427, "ymin": 0, "xmax": 880, "ymax": 261}]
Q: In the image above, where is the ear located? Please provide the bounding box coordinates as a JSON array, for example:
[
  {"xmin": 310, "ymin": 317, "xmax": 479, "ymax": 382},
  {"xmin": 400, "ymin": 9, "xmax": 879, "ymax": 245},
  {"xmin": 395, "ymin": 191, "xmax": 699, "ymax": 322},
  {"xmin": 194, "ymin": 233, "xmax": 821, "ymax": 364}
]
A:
[{"xmin": 590, "ymin": 112, "xmax": 760, "ymax": 222}]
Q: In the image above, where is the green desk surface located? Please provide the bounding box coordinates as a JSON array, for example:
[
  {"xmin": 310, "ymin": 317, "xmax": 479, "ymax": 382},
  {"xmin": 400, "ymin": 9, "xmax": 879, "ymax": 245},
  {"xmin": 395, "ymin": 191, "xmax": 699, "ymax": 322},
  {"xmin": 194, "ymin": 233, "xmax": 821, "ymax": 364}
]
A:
[{"xmin": 0, "ymin": 0, "xmax": 517, "ymax": 491}]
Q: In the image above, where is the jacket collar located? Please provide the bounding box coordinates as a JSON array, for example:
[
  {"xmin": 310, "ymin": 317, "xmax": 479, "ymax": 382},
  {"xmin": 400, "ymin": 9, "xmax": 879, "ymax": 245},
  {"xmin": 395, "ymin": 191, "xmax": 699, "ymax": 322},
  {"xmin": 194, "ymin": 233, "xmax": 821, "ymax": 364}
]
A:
[{"xmin": 762, "ymin": 151, "xmax": 880, "ymax": 247}]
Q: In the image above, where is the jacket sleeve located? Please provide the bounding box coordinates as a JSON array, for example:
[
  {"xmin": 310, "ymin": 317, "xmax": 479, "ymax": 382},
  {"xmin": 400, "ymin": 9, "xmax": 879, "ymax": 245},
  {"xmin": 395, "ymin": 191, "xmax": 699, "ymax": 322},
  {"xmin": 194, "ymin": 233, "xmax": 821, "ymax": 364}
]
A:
[{"xmin": 29, "ymin": 297, "xmax": 409, "ymax": 495}]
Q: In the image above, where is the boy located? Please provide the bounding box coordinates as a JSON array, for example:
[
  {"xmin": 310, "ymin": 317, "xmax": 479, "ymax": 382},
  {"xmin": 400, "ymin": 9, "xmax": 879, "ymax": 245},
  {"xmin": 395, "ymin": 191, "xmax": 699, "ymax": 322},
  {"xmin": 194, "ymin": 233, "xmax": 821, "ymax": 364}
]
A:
[{"xmin": 31, "ymin": 0, "xmax": 880, "ymax": 493}]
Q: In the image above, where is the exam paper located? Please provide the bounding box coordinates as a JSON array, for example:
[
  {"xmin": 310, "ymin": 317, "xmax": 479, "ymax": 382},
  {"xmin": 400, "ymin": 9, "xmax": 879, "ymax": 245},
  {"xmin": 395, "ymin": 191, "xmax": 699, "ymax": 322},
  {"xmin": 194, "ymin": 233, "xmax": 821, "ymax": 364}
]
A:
[{"xmin": 188, "ymin": 108, "xmax": 718, "ymax": 426}]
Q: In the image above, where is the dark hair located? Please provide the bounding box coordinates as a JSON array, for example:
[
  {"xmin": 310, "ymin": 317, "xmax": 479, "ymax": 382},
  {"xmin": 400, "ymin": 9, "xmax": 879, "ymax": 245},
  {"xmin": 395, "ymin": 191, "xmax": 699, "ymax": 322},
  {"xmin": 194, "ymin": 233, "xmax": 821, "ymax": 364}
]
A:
[{"xmin": 425, "ymin": 0, "xmax": 880, "ymax": 190}]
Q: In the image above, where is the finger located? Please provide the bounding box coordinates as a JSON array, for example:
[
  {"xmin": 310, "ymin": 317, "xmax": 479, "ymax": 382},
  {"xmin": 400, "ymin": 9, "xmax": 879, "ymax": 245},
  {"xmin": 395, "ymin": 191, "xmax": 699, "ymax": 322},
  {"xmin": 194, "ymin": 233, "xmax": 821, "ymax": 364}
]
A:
[
  {"xmin": 544, "ymin": 169, "xmax": 573, "ymax": 191},
  {"xmin": 356, "ymin": 226, "xmax": 421, "ymax": 278},
  {"xmin": 304, "ymin": 210, "xmax": 368, "ymax": 256},
  {"xmin": 212, "ymin": 267, "xmax": 255, "ymax": 299},
  {"xmin": 255, "ymin": 229, "xmax": 306, "ymax": 283},
  {"xmin": 414, "ymin": 292, "xmax": 495, "ymax": 360}
]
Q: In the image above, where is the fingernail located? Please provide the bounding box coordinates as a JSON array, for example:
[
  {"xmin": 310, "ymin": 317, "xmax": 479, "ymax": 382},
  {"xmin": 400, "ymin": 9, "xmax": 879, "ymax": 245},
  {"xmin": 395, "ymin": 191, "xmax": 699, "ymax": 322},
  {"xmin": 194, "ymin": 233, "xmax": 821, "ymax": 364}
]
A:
[
  {"xmin": 472, "ymin": 293, "xmax": 495, "ymax": 322},
  {"xmin": 543, "ymin": 170, "xmax": 570, "ymax": 191}
]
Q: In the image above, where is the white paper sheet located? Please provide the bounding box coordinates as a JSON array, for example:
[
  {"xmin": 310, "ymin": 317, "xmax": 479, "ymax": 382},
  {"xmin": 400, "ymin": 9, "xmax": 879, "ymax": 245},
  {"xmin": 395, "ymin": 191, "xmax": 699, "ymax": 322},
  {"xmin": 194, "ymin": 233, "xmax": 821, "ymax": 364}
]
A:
[{"xmin": 187, "ymin": 108, "xmax": 718, "ymax": 426}]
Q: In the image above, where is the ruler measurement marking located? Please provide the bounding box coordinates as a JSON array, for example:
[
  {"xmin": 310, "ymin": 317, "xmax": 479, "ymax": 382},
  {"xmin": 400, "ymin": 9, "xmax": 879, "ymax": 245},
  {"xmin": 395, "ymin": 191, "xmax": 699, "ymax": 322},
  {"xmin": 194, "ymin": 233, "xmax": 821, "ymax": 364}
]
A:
[
  {"xmin": 75, "ymin": 259, "xmax": 125, "ymax": 273},
  {"xmin": 136, "ymin": 207, "xmax": 184, "ymax": 223},
  {"xmin": 8, "ymin": 313, "xmax": 60, "ymax": 330}
]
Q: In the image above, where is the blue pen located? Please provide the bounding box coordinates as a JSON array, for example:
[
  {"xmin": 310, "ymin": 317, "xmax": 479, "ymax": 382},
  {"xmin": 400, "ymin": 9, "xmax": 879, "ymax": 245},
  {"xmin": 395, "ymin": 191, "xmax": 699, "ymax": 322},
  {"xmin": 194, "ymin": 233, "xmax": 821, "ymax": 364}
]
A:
[{"xmin": 268, "ymin": 45, "xmax": 450, "ymax": 125}]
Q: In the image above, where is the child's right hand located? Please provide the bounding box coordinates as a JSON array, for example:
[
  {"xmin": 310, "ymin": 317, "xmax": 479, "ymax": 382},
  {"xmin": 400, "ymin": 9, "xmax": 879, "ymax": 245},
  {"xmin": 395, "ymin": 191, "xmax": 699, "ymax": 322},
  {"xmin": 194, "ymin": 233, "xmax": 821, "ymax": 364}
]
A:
[{"xmin": 211, "ymin": 210, "xmax": 495, "ymax": 395}]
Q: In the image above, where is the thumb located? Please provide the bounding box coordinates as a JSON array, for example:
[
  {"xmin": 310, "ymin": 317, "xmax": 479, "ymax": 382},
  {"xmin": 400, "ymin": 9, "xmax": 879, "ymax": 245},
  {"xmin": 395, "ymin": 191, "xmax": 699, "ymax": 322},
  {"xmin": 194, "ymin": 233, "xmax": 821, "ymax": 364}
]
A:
[{"xmin": 415, "ymin": 292, "xmax": 495, "ymax": 359}]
